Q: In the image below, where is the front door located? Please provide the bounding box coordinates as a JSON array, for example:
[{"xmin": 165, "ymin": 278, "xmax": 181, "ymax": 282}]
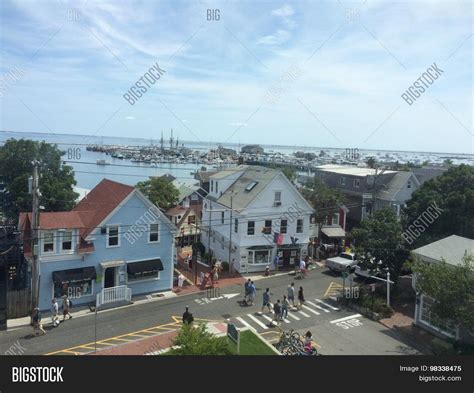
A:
[{"xmin": 104, "ymin": 267, "xmax": 116, "ymax": 288}]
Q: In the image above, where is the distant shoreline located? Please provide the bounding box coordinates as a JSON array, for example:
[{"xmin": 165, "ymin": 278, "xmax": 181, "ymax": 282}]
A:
[{"xmin": 0, "ymin": 129, "xmax": 473, "ymax": 157}]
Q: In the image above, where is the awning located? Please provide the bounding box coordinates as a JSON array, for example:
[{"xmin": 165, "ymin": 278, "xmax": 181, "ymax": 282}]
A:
[
  {"xmin": 100, "ymin": 260, "xmax": 125, "ymax": 269},
  {"xmin": 321, "ymin": 226, "xmax": 346, "ymax": 238},
  {"xmin": 52, "ymin": 267, "xmax": 97, "ymax": 285},
  {"xmin": 246, "ymin": 245, "xmax": 274, "ymax": 251},
  {"xmin": 127, "ymin": 259, "xmax": 164, "ymax": 274},
  {"xmin": 276, "ymin": 244, "xmax": 301, "ymax": 250}
]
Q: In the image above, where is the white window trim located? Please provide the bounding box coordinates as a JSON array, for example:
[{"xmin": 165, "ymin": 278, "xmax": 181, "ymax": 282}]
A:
[
  {"xmin": 60, "ymin": 230, "xmax": 74, "ymax": 253},
  {"xmin": 148, "ymin": 223, "xmax": 160, "ymax": 244},
  {"xmin": 247, "ymin": 221, "xmax": 256, "ymax": 236},
  {"xmin": 126, "ymin": 257, "xmax": 161, "ymax": 283},
  {"xmin": 106, "ymin": 224, "xmax": 121, "ymax": 248},
  {"xmin": 42, "ymin": 231, "xmax": 56, "ymax": 255},
  {"xmin": 247, "ymin": 249, "xmax": 271, "ymax": 265},
  {"xmin": 419, "ymin": 295, "xmax": 458, "ymax": 339},
  {"xmin": 332, "ymin": 213, "xmax": 340, "ymax": 226},
  {"xmin": 296, "ymin": 219, "xmax": 304, "ymax": 233},
  {"xmin": 274, "ymin": 191, "xmax": 282, "ymax": 203},
  {"xmin": 340, "ymin": 176, "xmax": 346, "ymax": 186}
]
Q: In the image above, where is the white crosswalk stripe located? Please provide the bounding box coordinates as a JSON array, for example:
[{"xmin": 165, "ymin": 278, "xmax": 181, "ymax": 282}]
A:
[
  {"xmin": 260, "ymin": 314, "xmax": 274, "ymax": 324},
  {"xmin": 306, "ymin": 300, "xmax": 330, "ymax": 313},
  {"xmin": 314, "ymin": 298, "xmax": 339, "ymax": 310},
  {"xmin": 247, "ymin": 314, "xmax": 269, "ymax": 329},
  {"xmin": 236, "ymin": 317, "xmax": 257, "ymax": 332},
  {"xmin": 286, "ymin": 311, "xmax": 300, "ymax": 320},
  {"xmin": 302, "ymin": 305, "xmax": 320, "ymax": 315},
  {"xmin": 298, "ymin": 310, "xmax": 311, "ymax": 318}
]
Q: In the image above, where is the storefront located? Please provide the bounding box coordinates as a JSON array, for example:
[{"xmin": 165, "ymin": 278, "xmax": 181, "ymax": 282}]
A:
[
  {"xmin": 320, "ymin": 226, "xmax": 346, "ymax": 258},
  {"xmin": 52, "ymin": 267, "xmax": 97, "ymax": 300},
  {"xmin": 276, "ymin": 245, "xmax": 302, "ymax": 268},
  {"xmin": 127, "ymin": 259, "xmax": 164, "ymax": 282},
  {"xmin": 245, "ymin": 245, "xmax": 273, "ymax": 272}
]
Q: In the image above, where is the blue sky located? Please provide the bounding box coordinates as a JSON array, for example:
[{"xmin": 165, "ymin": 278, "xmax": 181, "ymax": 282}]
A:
[{"xmin": 0, "ymin": 0, "xmax": 472, "ymax": 153}]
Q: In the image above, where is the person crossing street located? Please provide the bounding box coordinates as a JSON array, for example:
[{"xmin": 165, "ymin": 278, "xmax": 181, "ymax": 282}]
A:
[{"xmin": 260, "ymin": 288, "xmax": 273, "ymax": 314}]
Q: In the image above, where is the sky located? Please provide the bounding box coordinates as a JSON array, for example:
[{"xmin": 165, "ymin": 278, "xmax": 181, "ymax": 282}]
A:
[{"xmin": 0, "ymin": 0, "xmax": 472, "ymax": 154}]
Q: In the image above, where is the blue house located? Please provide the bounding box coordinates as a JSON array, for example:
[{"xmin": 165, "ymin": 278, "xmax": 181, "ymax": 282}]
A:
[{"xmin": 19, "ymin": 179, "xmax": 177, "ymax": 311}]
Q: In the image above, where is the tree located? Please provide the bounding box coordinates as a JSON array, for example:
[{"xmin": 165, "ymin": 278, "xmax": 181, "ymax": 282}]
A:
[
  {"xmin": 0, "ymin": 139, "xmax": 78, "ymax": 220},
  {"xmin": 136, "ymin": 176, "xmax": 179, "ymax": 209},
  {"xmin": 302, "ymin": 177, "xmax": 345, "ymax": 239},
  {"xmin": 410, "ymin": 255, "xmax": 474, "ymax": 333},
  {"xmin": 402, "ymin": 164, "xmax": 474, "ymax": 248},
  {"xmin": 281, "ymin": 167, "xmax": 296, "ymax": 183},
  {"xmin": 351, "ymin": 208, "xmax": 409, "ymax": 281},
  {"xmin": 366, "ymin": 157, "xmax": 377, "ymax": 169},
  {"xmin": 167, "ymin": 323, "xmax": 232, "ymax": 355}
]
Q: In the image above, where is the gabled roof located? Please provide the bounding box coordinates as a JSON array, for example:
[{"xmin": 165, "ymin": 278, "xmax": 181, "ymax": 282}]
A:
[
  {"xmin": 73, "ymin": 179, "xmax": 134, "ymax": 237},
  {"xmin": 214, "ymin": 166, "xmax": 280, "ymax": 210},
  {"xmin": 412, "ymin": 235, "xmax": 474, "ymax": 266},
  {"xmin": 166, "ymin": 206, "xmax": 187, "ymax": 216},
  {"xmin": 377, "ymin": 171, "xmax": 419, "ymax": 201},
  {"xmin": 209, "ymin": 165, "xmax": 248, "ymax": 180},
  {"xmin": 19, "ymin": 211, "xmax": 86, "ymax": 230}
]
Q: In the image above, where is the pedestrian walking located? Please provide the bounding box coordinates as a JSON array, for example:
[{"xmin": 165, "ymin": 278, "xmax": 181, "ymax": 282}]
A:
[
  {"xmin": 287, "ymin": 283, "xmax": 296, "ymax": 307},
  {"xmin": 32, "ymin": 308, "xmax": 46, "ymax": 336},
  {"xmin": 282, "ymin": 295, "xmax": 289, "ymax": 319},
  {"xmin": 62, "ymin": 295, "xmax": 72, "ymax": 321},
  {"xmin": 271, "ymin": 300, "xmax": 282, "ymax": 326},
  {"xmin": 51, "ymin": 299, "xmax": 59, "ymax": 327},
  {"xmin": 273, "ymin": 254, "xmax": 279, "ymax": 271},
  {"xmin": 188, "ymin": 254, "xmax": 193, "ymax": 270},
  {"xmin": 248, "ymin": 281, "xmax": 256, "ymax": 306},
  {"xmin": 261, "ymin": 288, "xmax": 272, "ymax": 314},
  {"xmin": 182, "ymin": 306, "xmax": 194, "ymax": 324},
  {"xmin": 297, "ymin": 287, "xmax": 305, "ymax": 310},
  {"xmin": 243, "ymin": 279, "xmax": 251, "ymax": 303},
  {"xmin": 177, "ymin": 273, "xmax": 185, "ymax": 292}
]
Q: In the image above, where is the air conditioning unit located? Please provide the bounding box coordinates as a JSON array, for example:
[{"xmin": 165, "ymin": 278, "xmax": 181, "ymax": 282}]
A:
[{"xmin": 274, "ymin": 201, "xmax": 282, "ymax": 206}]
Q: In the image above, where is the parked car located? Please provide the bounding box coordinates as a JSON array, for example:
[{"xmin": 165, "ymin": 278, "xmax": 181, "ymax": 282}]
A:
[{"xmin": 326, "ymin": 252, "xmax": 358, "ymax": 273}]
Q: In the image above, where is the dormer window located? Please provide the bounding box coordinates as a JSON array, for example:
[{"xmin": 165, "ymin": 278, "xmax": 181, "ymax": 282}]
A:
[
  {"xmin": 61, "ymin": 231, "xmax": 73, "ymax": 251},
  {"xmin": 43, "ymin": 231, "xmax": 55, "ymax": 253},
  {"xmin": 407, "ymin": 181, "xmax": 411, "ymax": 189}
]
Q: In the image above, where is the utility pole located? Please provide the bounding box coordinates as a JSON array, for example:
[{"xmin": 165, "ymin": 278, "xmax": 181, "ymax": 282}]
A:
[
  {"xmin": 207, "ymin": 200, "xmax": 212, "ymax": 266},
  {"xmin": 228, "ymin": 195, "xmax": 233, "ymax": 275},
  {"xmin": 30, "ymin": 161, "xmax": 40, "ymax": 313}
]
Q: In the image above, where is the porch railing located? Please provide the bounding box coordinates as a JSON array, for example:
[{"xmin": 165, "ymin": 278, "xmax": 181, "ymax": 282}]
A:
[{"xmin": 96, "ymin": 285, "xmax": 132, "ymax": 308}]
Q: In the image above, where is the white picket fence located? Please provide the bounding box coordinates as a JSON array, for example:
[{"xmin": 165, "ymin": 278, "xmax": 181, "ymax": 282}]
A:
[{"xmin": 96, "ymin": 285, "xmax": 132, "ymax": 308}]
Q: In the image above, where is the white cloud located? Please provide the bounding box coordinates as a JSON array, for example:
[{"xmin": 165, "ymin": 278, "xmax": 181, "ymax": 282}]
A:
[
  {"xmin": 125, "ymin": 116, "xmax": 135, "ymax": 120},
  {"xmin": 258, "ymin": 30, "xmax": 291, "ymax": 45},
  {"xmin": 271, "ymin": 5, "xmax": 294, "ymax": 17}
]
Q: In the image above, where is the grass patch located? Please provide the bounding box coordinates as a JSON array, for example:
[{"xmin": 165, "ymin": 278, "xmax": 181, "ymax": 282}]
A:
[{"xmin": 225, "ymin": 330, "xmax": 277, "ymax": 355}]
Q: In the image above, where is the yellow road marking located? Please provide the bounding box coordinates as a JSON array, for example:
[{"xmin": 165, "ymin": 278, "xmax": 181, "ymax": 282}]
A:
[
  {"xmin": 324, "ymin": 282, "xmax": 343, "ymax": 298},
  {"xmin": 44, "ymin": 316, "xmax": 219, "ymax": 356}
]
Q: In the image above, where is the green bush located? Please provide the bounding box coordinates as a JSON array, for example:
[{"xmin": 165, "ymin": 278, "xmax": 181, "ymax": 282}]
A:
[
  {"xmin": 221, "ymin": 261, "xmax": 229, "ymax": 271},
  {"xmin": 431, "ymin": 337, "xmax": 456, "ymax": 355}
]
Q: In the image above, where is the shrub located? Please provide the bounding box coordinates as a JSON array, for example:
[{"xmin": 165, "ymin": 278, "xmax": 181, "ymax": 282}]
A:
[
  {"xmin": 431, "ymin": 338, "xmax": 456, "ymax": 355},
  {"xmin": 221, "ymin": 261, "xmax": 229, "ymax": 271}
]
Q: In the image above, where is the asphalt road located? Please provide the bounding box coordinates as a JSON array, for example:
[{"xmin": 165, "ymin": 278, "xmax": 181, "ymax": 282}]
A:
[{"xmin": 0, "ymin": 266, "xmax": 419, "ymax": 355}]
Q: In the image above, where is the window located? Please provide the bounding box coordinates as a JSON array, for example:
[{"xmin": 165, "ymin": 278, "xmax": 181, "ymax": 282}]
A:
[
  {"xmin": 280, "ymin": 219, "xmax": 287, "ymax": 234},
  {"xmin": 221, "ymin": 236, "xmax": 225, "ymax": 250},
  {"xmin": 310, "ymin": 214, "xmax": 316, "ymax": 225},
  {"xmin": 263, "ymin": 220, "xmax": 272, "ymax": 234},
  {"xmin": 274, "ymin": 191, "xmax": 281, "ymax": 205},
  {"xmin": 149, "ymin": 224, "xmax": 159, "ymax": 243},
  {"xmin": 353, "ymin": 179, "xmax": 360, "ymax": 188},
  {"xmin": 420, "ymin": 295, "xmax": 457, "ymax": 338},
  {"xmin": 191, "ymin": 193, "xmax": 198, "ymax": 201},
  {"xmin": 247, "ymin": 221, "xmax": 255, "ymax": 235},
  {"xmin": 215, "ymin": 181, "xmax": 218, "ymax": 193},
  {"xmin": 61, "ymin": 231, "xmax": 73, "ymax": 251},
  {"xmin": 43, "ymin": 232, "xmax": 55, "ymax": 253},
  {"xmin": 407, "ymin": 180, "xmax": 412, "ymax": 189},
  {"xmin": 340, "ymin": 176, "xmax": 346, "ymax": 186},
  {"xmin": 245, "ymin": 181, "xmax": 258, "ymax": 192},
  {"xmin": 221, "ymin": 211, "xmax": 224, "ymax": 224},
  {"xmin": 296, "ymin": 219, "xmax": 303, "ymax": 233},
  {"xmin": 211, "ymin": 180, "xmax": 214, "ymax": 192},
  {"xmin": 127, "ymin": 261, "xmax": 161, "ymax": 282},
  {"xmin": 234, "ymin": 218, "xmax": 238, "ymax": 233},
  {"xmin": 107, "ymin": 225, "xmax": 120, "ymax": 247},
  {"xmin": 248, "ymin": 249, "xmax": 270, "ymax": 265},
  {"xmin": 188, "ymin": 215, "xmax": 196, "ymax": 225},
  {"xmin": 332, "ymin": 213, "xmax": 340, "ymax": 226},
  {"xmin": 54, "ymin": 278, "xmax": 93, "ymax": 299}
]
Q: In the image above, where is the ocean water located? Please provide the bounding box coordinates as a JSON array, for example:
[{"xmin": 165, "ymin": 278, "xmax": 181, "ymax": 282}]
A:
[{"xmin": 1, "ymin": 130, "xmax": 473, "ymax": 190}]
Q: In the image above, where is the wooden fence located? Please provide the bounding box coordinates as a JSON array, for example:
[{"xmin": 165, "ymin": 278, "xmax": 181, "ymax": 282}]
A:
[{"xmin": 7, "ymin": 288, "xmax": 32, "ymax": 319}]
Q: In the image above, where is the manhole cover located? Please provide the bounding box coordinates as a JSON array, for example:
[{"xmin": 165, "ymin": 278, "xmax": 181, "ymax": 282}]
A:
[{"xmin": 221, "ymin": 314, "xmax": 232, "ymax": 319}]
